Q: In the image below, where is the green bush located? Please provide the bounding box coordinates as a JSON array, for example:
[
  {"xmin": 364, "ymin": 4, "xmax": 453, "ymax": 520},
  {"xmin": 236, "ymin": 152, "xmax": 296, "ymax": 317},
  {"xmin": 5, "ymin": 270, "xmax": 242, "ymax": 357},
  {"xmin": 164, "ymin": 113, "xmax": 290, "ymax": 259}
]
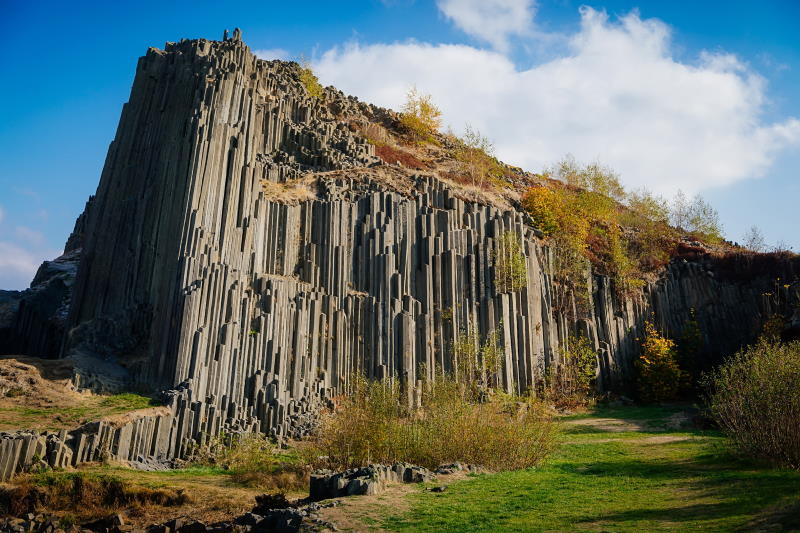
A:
[
  {"xmin": 707, "ymin": 339, "xmax": 800, "ymax": 468},
  {"xmin": 302, "ymin": 375, "xmax": 557, "ymax": 471}
]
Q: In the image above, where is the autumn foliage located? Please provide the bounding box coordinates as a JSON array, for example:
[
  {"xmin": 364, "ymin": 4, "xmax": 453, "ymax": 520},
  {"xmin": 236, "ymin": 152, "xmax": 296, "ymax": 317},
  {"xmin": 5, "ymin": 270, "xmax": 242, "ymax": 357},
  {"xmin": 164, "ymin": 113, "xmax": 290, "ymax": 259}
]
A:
[{"xmin": 636, "ymin": 320, "xmax": 688, "ymax": 402}]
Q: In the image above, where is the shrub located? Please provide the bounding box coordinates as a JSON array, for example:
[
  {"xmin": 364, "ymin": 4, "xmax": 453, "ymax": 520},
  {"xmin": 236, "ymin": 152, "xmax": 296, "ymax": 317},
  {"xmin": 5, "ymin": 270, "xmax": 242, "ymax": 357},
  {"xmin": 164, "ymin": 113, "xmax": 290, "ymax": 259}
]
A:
[
  {"xmin": 188, "ymin": 432, "xmax": 277, "ymax": 471},
  {"xmin": 451, "ymin": 125, "xmax": 503, "ymax": 188},
  {"xmin": 452, "ymin": 327, "xmax": 505, "ymax": 389},
  {"xmin": 521, "ymin": 187, "xmax": 561, "ymax": 236},
  {"xmin": 742, "ymin": 225, "xmax": 767, "ymax": 253},
  {"xmin": 302, "ymin": 375, "xmax": 557, "ymax": 471},
  {"xmin": 298, "ymin": 60, "xmax": 323, "ymax": 99},
  {"xmin": 493, "ymin": 231, "xmax": 528, "ymax": 293},
  {"xmin": 636, "ymin": 320, "xmax": 688, "ymax": 402},
  {"xmin": 187, "ymin": 432, "xmax": 306, "ymax": 491},
  {"xmin": 400, "ymin": 87, "xmax": 442, "ymax": 144},
  {"xmin": 707, "ymin": 340, "xmax": 800, "ymax": 468},
  {"xmin": 670, "ymin": 190, "xmax": 723, "ymax": 243},
  {"xmin": 357, "ymin": 121, "xmax": 390, "ymax": 145},
  {"xmin": 544, "ymin": 335, "xmax": 598, "ymax": 409},
  {"xmin": 676, "ymin": 309, "xmax": 703, "ymax": 384}
]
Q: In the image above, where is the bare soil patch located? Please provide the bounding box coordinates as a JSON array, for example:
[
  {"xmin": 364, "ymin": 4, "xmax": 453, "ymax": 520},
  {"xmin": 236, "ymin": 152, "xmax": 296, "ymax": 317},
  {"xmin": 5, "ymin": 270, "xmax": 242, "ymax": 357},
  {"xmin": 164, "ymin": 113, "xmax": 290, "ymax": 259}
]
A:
[{"xmin": 315, "ymin": 470, "xmax": 473, "ymax": 533}]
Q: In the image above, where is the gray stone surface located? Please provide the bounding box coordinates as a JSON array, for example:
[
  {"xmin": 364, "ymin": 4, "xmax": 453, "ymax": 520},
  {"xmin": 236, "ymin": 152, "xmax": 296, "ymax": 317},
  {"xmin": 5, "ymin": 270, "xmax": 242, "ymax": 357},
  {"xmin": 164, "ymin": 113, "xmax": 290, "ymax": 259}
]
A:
[{"xmin": 309, "ymin": 463, "xmax": 435, "ymax": 500}]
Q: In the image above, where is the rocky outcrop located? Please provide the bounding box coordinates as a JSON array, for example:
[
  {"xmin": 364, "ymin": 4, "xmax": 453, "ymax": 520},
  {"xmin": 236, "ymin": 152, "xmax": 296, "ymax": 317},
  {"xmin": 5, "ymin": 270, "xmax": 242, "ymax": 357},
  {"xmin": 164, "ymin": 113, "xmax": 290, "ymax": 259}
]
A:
[
  {"xmin": 2, "ymin": 32, "xmax": 798, "ymax": 479},
  {"xmin": 310, "ymin": 463, "xmax": 435, "ymax": 500},
  {"xmin": 0, "ymin": 250, "xmax": 80, "ymax": 358},
  {"xmin": 0, "ymin": 401, "xmax": 178, "ymax": 482}
]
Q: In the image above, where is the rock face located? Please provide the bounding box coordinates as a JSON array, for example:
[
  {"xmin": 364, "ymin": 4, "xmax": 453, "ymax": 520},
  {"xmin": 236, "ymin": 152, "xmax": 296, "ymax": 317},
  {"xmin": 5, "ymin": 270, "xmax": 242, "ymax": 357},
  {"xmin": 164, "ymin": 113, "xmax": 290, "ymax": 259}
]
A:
[
  {"xmin": 310, "ymin": 463, "xmax": 435, "ymax": 500},
  {"xmin": 1, "ymin": 33, "xmax": 798, "ymax": 478},
  {"xmin": 0, "ymin": 250, "xmax": 80, "ymax": 358}
]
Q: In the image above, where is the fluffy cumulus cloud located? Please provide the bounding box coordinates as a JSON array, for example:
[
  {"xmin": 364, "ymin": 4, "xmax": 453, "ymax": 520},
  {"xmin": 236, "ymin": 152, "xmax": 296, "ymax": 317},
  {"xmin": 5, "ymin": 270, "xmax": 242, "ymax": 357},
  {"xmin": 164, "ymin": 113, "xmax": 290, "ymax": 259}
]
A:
[
  {"xmin": 255, "ymin": 48, "xmax": 290, "ymax": 60},
  {"xmin": 437, "ymin": 0, "xmax": 536, "ymax": 52},
  {"xmin": 315, "ymin": 7, "xmax": 800, "ymax": 195},
  {"xmin": 0, "ymin": 241, "xmax": 50, "ymax": 290},
  {"xmin": 0, "ymin": 213, "xmax": 56, "ymax": 289}
]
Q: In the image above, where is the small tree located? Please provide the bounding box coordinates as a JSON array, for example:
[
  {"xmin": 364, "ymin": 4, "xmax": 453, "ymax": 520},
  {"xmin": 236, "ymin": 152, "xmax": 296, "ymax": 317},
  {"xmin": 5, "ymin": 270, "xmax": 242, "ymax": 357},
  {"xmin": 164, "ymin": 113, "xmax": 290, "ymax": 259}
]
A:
[
  {"xmin": 670, "ymin": 190, "xmax": 691, "ymax": 231},
  {"xmin": 545, "ymin": 335, "xmax": 598, "ymax": 408},
  {"xmin": 687, "ymin": 194, "xmax": 723, "ymax": 241},
  {"xmin": 481, "ymin": 328, "xmax": 504, "ymax": 388},
  {"xmin": 454, "ymin": 124, "xmax": 500, "ymax": 188},
  {"xmin": 453, "ymin": 329, "xmax": 479, "ymax": 383},
  {"xmin": 493, "ymin": 231, "xmax": 528, "ymax": 293},
  {"xmin": 400, "ymin": 86, "xmax": 442, "ymax": 144},
  {"xmin": 298, "ymin": 58, "xmax": 323, "ymax": 99},
  {"xmin": 521, "ymin": 186, "xmax": 561, "ymax": 236},
  {"xmin": 636, "ymin": 320, "xmax": 688, "ymax": 402},
  {"xmin": 669, "ymin": 190, "xmax": 723, "ymax": 242},
  {"xmin": 677, "ymin": 308, "xmax": 703, "ymax": 385},
  {"xmin": 742, "ymin": 225, "xmax": 767, "ymax": 252}
]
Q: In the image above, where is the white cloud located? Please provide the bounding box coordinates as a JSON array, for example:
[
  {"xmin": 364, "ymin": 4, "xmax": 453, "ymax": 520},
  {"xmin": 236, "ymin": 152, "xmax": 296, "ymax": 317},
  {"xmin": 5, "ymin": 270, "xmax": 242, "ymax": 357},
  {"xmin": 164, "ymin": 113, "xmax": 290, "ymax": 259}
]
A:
[
  {"xmin": 437, "ymin": 0, "xmax": 535, "ymax": 52},
  {"xmin": 315, "ymin": 7, "xmax": 800, "ymax": 195},
  {"xmin": 0, "ymin": 214, "xmax": 56, "ymax": 290},
  {"xmin": 0, "ymin": 242, "xmax": 46, "ymax": 290},
  {"xmin": 14, "ymin": 226, "xmax": 46, "ymax": 246},
  {"xmin": 254, "ymin": 48, "xmax": 290, "ymax": 61}
]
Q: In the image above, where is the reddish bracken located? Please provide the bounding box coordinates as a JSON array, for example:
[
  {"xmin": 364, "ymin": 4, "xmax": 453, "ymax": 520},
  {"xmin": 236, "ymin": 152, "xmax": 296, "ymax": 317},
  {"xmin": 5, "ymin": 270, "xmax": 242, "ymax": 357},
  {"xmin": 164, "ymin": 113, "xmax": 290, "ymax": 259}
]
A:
[{"xmin": 374, "ymin": 144, "xmax": 427, "ymax": 170}]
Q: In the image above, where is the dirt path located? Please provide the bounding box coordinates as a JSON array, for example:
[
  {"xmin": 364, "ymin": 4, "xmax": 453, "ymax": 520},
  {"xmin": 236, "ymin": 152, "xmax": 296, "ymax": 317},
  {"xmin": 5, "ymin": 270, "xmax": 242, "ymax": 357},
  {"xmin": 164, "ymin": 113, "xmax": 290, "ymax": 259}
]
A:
[{"xmin": 315, "ymin": 471, "xmax": 473, "ymax": 532}]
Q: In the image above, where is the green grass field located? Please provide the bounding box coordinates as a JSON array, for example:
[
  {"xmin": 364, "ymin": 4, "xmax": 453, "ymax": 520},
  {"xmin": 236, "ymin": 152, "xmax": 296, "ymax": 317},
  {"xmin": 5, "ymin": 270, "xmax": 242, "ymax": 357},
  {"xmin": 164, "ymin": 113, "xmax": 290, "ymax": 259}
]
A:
[{"xmin": 380, "ymin": 405, "xmax": 800, "ymax": 532}]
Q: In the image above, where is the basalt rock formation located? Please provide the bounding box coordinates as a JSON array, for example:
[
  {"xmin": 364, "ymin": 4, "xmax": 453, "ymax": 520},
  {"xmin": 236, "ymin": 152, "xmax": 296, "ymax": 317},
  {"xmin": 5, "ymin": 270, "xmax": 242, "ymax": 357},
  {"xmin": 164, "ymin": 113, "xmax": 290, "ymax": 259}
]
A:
[{"xmin": 0, "ymin": 31, "xmax": 798, "ymax": 480}]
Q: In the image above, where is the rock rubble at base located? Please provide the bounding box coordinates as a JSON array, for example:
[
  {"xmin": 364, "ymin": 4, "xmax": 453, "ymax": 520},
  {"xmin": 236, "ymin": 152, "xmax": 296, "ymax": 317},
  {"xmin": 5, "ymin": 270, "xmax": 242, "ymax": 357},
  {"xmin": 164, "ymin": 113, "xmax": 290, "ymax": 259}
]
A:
[
  {"xmin": 309, "ymin": 462, "xmax": 435, "ymax": 500},
  {"xmin": 1, "ymin": 462, "xmax": 452, "ymax": 532}
]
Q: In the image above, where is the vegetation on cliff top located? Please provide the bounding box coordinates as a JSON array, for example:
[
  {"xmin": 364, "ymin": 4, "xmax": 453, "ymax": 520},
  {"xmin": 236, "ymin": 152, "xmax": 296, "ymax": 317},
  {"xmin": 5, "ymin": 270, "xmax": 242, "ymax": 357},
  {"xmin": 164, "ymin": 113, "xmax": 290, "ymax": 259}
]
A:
[{"xmin": 360, "ymin": 87, "xmax": 745, "ymax": 299}]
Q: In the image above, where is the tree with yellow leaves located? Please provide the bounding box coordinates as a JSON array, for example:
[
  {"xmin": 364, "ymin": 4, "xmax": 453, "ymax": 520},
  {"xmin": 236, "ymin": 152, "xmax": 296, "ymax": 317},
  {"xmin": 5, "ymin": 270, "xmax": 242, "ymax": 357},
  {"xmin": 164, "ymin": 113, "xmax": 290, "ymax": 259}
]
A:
[
  {"xmin": 400, "ymin": 86, "xmax": 442, "ymax": 144},
  {"xmin": 636, "ymin": 320, "xmax": 688, "ymax": 402}
]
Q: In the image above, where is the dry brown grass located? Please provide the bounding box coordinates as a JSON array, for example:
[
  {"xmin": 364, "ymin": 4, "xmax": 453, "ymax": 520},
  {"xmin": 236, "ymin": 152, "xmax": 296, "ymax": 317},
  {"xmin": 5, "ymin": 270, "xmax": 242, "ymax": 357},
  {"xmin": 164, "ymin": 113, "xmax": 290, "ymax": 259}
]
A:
[
  {"xmin": 355, "ymin": 121, "xmax": 391, "ymax": 145},
  {"xmin": 0, "ymin": 472, "xmax": 190, "ymax": 522},
  {"xmin": 260, "ymin": 177, "xmax": 317, "ymax": 204},
  {"xmin": 186, "ymin": 433, "xmax": 308, "ymax": 493},
  {"xmin": 230, "ymin": 466, "xmax": 306, "ymax": 492},
  {"xmin": 301, "ymin": 376, "xmax": 558, "ymax": 472},
  {"xmin": 0, "ymin": 463, "xmax": 289, "ymax": 527}
]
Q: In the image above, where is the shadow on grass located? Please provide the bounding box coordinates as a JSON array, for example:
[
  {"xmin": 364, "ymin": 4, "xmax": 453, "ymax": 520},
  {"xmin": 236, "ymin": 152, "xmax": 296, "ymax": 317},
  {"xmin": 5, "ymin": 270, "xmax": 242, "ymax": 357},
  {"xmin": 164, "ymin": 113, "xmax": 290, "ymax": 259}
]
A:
[{"xmin": 559, "ymin": 447, "xmax": 800, "ymax": 527}]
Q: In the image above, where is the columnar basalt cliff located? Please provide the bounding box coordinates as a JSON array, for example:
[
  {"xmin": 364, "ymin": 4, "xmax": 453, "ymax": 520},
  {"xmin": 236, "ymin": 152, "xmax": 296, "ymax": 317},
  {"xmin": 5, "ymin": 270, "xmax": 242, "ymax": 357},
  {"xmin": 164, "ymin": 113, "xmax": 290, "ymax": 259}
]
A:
[{"xmin": 1, "ymin": 31, "xmax": 798, "ymax": 480}]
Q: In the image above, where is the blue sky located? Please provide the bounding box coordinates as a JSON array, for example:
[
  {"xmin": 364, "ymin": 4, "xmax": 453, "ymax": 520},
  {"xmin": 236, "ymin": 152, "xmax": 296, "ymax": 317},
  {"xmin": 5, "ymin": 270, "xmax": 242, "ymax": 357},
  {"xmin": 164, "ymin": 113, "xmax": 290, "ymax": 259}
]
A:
[{"xmin": 1, "ymin": 0, "xmax": 798, "ymax": 289}]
